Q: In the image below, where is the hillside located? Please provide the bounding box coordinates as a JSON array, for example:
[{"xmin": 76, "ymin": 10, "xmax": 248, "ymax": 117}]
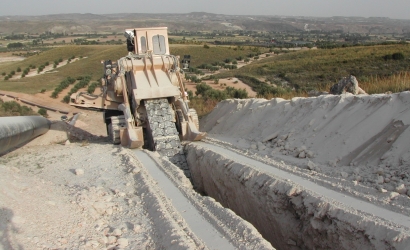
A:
[
  {"xmin": 222, "ymin": 44, "xmax": 410, "ymax": 94},
  {"xmin": 1, "ymin": 12, "xmax": 410, "ymax": 34}
]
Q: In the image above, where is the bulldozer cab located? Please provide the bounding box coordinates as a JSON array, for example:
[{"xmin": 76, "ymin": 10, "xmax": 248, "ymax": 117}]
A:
[{"xmin": 125, "ymin": 27, "xmax": 170, "ymax": 56}]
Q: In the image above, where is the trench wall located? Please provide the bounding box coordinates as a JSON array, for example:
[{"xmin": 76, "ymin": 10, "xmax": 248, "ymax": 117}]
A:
[{"xmin": 186, "ymin": 144, "xmax": 409, "ymax": 250}]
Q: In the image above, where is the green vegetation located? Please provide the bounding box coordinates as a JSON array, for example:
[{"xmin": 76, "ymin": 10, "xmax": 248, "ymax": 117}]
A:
[
  {"xmin": 0, "ymin": 99, "xmax": 37, "ymax": 117},
  {"xmin": 195, "ymin": 83, "xmax": 248, "ymax": 100},
  {"xmin": 62, "ymin": 76, "xmax": 92, "ymax": 103},
  {"xmin": 7, "ymin": 42, "xmax": 24, "ymax": 49},
  {"xmin": 0, "ymin": 45, "xmax": 125, "ymax": 94},
  {"xmin": 50, "ymin": 76, "xmax": 76, "ymax": 98},
  {"xmin": 171, "ymin": 46, "xmax": 269, "ymax": 68},
  {"xmin": 216, "ymin": 44, "xmax": 410, "ymax": 96},
  {"xmin": 37, "ymin": 108, "xmax": 48, "ymax": 117},
  {"xmin": 87, "ymin": 81, "xmax": 100, "ymax": 94}
]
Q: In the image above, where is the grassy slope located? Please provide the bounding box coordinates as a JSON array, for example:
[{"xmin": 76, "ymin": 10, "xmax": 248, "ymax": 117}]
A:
[
  {"xmin": 0, "ymin": 45, "xmax": 268, "ymax": 94},
  {"xmin": 0, "ymin": 45, "xmax": 127, "ymax": 94},
  {"xmin": 2, "ymin": 43, "xmax": 408, "ymax": 96},
  {"xmin": 171, "ymin": 45, "xmax": 269, "ymax": 67},
  {"xmin": 225, "ymin": 44, "xmax": 410, "ymax": 93}
]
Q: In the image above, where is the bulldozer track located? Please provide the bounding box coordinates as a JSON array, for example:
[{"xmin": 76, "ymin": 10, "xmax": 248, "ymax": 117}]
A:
[
  {"xmin": 145, "ymin": 99, "xmax": 190, "ymax": 177},
  {"xmin": 109, "ymin": 116, "xmax": 125, "ymax": 144}
]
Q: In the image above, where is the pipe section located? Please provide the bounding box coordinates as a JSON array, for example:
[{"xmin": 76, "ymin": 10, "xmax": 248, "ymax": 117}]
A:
[{"xmin": 0, "ymin": 116, "xmax": 51, "ymax": 155}]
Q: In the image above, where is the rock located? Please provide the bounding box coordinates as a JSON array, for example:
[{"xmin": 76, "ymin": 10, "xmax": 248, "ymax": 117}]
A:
[
  {"xmin": 375, "ymin": 168, "xmax": 384, "ymax": 175},
  {"xmin": 106, "ymin": 207, "xmax": 113, "ymax": 215},
  {"xmin": 376, "ymin": 185, "xmax": 387, "ymax": 193},
  {"xmin": 297, "ymin": 146, "xmax": 307, "ymax": 153},
  {"xmin": 65, "ymin": 140, "xmax": 71, "ymax": 145},
  {"xmin": 395, "ymin": 184, "xmax": 407, "ymax": 195},
  {"xmin": 306, "ymin": 150, "xmax": 314, "ymax": 158},
  {"xmin": 307, "ymin": 161, "xmax": 316, "ymax": 170},
  {"xmin": 133, "ymin": 224, "xmax": 142, "ymax": 232},
  {"xmin": 117, "ymin": 238, "xmax": 129, "ymax": 248},
  {"xmin": 85, "ymin": 240, "xmax": 99, "ymax": 247},
  {"xmin": 376, "ymin": 176, "xmax": 384, "ymax": 184},
  {"xmin": 107, "ymin": 236, "xmax": 117, "ymax": 244},
  {"xmin": 298, "ymin": 151, "xmax": 306, "ymax": 158},
  {"xmin": 330, "ymin": 75, "xmax": 367, "ymax": 95},
  {"xmin": 278, "ymin": 134, "xmax": 288, "ymax": 140},
  {"xmin": 75, "ymin": 168, "xmax": 84, "ymax": 175},
  {"xmin": 340, "ymin": 172, "xmax": 349, "ymax": 178},
  {"xmin": 354, "ymin": 175, "xmax": 362, "ymax": 182},
  {"xmin": 98, "ymin": 237, "xmax": 108, "ymax": 245},
  {"xmin": 257, "ymin": 142, "xmax": 266, "ymax": 151},
  {"xmin": 250, "ymin": 144, "xmax": 257, "ymax": 150},
  {"xmin": 112, "ymin": 228, "xmax": 122, "ymax": 236},
  {"xmin": 262, "ymin": 131, "xmax": 279, "ymax": 142},
  {"xmin": 389, "ymin": 192, "xmax": 400, "ymax": 199}
]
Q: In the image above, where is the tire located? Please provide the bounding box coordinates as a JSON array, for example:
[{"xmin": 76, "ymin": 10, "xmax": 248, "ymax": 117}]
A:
[{"xmin": 108, "ymin": 116, "xmax": 125, "ymax": 144}]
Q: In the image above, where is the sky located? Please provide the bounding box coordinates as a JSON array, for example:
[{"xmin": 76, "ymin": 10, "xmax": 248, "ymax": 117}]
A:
[{"xmin": 1, "ymin": 0, "xmax": 410, "ymax": 20}]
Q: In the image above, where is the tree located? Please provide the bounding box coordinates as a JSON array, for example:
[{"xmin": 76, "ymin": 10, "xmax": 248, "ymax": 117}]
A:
[
  {"xmin": 7, "ymin": 42, "xmax": 24, "ymax": 49},
  {"xmin": 38, "ymin": 108, "xmax": 48, "ymax": 117}
]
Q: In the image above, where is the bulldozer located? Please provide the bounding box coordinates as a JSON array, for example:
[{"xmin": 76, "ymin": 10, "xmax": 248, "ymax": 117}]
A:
[{"xmin": 69, "ymin": 27, "xmax": 206, "ymax": 158}]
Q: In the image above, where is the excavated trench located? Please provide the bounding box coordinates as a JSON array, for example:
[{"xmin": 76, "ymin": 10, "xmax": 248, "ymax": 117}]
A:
[{"xmin": 185, "ymin": 142, "xmax": 410, "ymax": 250}]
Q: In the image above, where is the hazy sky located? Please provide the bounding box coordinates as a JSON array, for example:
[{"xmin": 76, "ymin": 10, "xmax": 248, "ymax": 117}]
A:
[{"xmin": 2, "ymin": 0, "xmax": 410, "ymax": 19}]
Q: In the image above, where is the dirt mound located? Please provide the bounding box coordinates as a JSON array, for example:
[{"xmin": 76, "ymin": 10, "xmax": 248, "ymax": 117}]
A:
[{"xmin": 201, "ymin": 92, "xmax": 410, "ymax": 207}]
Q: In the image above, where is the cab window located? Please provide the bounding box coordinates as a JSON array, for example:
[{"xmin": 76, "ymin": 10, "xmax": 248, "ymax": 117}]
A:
[
  {"xmin": 140, "ymin": 36, "xmax": 147, "ymax": 53},
  {"xmin": 152, "ymin": 35, "xmax": 166, "ymax": 54}
]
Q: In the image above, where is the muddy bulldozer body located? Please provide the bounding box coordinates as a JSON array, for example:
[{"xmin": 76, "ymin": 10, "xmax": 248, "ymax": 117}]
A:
[{"xmin": 69, "ymin": 27, "xmax": 206, "ymax": 154}]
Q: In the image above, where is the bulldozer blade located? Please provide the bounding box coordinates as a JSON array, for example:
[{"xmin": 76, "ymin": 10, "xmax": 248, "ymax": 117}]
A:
[
  {"xmin": 187, "ymin": 122, "xmax": 207, "ymax": 141},
  {"xmin": 120, "ymin": 127, "xmax": 144, "ymax": 149}
]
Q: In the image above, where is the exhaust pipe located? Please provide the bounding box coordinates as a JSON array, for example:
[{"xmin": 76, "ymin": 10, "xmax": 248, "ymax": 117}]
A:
[{"xmin": 0, "ymin": 116, "xmax": 51, "ymax": 155}]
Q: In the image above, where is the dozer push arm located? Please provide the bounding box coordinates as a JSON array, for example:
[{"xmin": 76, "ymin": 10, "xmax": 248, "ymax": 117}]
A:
[{"xmin": 116, "ymin": 74, "xmax": 144, "ymax": 148}]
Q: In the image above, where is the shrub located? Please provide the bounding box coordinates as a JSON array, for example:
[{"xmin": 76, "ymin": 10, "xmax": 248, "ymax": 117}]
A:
[
  {"xmin": 392, "ymin": 52, "xmax": 405, "ymax": 60},
  {"xmin": 62, "ymin": 95, "xmax": 70, "ymax": 103},
  {"xmin": 0, "ymin": 100, "xmax": 36, "ymax": 116},
  {"xmin": 1, "ymin": 72, "xmax": 5, "ymax": 76},
  {"xmin": 87, "ymin": 82, "xmax": 99, "ymax": 94},
  {"xmin": 50, "ymin": 91, "xmax": 58, "ymax": 98},
  {"xmin": 38, "ymin": 108, "xmax": 48, "ymax": 117},
  {"xmin": 40, "ymin": 89, "xmax": 46, "ymax": 93},
  {"xmin": 4, "ymin": 76, "xmax": 9, "ymax": 80},
  {"xmin": 16, "ymin": 67, "xmax": 21, "ymax": 72},
  {"xmin": 203, "ymin": 44, "xmax": 210, "ymax": 49}
]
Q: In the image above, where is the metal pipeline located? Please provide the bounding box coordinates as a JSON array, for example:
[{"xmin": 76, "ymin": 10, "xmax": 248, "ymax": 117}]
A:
[{"xmin": 0, "ymin": 116, "xmax": 51, "ymax": 155}]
